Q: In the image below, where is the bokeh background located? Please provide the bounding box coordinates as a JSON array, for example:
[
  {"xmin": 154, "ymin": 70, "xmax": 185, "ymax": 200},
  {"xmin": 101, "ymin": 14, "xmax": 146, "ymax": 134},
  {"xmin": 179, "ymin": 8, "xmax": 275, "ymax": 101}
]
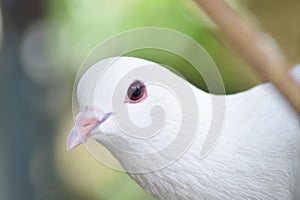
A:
[{"xmin": 1, "ymin": 0, "xmax": 299, "ymax": 200}]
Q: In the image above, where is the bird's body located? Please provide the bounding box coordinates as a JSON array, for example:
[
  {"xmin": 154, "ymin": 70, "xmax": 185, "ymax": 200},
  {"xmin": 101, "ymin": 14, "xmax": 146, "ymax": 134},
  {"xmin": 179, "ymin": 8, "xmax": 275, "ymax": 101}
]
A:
[
  {"xmin": 68, "ymin": 57, "xmax": 300, "ymax": 200},
  {"xmin": 129, "ymin": 83, "xmax": 300, "ymax": 200}
]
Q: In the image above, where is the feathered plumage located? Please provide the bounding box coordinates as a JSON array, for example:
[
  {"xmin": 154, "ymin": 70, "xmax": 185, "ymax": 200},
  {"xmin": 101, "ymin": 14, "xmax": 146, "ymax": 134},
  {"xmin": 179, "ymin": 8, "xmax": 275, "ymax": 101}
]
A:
[{"xmin": 68, "ymin": 57, "xmax": 300, "ymax": 200}]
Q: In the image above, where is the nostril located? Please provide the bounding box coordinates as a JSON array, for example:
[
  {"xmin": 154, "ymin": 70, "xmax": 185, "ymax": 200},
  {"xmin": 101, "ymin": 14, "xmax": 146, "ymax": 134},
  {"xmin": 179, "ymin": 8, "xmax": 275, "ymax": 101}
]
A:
[
  {"xmin": 73, "ymin": 109, "xmax": 112, "ymax": 135},
  {"xmin": 77, "ymin": 118, "xmax": 99, "ymax": 127},
  {"xmin": 82, "ymin": 123, "xmax": 91, "ymax": 127}
]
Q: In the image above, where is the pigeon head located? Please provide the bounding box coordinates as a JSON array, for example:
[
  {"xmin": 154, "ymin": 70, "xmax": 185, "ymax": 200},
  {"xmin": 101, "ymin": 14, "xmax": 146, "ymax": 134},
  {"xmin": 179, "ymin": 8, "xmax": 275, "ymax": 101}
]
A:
[
  {"xmin": 67, "ymin": 58, "xmax": 300, "ymax": 199},
  {"xmin": 67, "ymin": 57, "xmax": 198, "ymax": 171}
]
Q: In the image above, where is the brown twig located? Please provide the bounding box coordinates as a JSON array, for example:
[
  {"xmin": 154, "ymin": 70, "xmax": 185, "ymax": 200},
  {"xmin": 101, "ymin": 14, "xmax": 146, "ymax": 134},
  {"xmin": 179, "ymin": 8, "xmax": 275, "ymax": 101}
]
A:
[{"xmin": 194, "ymin": 0, "xmax": 300, "ymax": 114}]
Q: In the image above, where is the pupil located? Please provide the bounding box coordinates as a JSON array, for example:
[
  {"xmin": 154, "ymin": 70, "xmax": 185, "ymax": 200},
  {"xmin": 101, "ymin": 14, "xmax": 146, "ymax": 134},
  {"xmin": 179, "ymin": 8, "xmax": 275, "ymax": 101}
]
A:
[
  {"xmin": 127, "ymin": 80, "xmax": 146, "ymax": 102},
  {"xmin": 131, "ymin": 85, "xmax": 142, "ymax": 99}
]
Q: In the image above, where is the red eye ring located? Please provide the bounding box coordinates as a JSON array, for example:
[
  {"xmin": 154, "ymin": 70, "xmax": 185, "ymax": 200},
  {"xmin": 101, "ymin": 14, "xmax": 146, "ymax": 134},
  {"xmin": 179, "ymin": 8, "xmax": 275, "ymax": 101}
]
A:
[{"xmin": 126, "ymin": 80, "xmax": 147, "ymax": 103}]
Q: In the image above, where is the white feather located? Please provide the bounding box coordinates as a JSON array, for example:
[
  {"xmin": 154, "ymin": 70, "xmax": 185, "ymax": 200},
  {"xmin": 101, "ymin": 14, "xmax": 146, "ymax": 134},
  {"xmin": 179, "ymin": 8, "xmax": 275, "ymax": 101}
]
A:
[{"xmin": 76, "ymin": 57, "xmax": 300, "ymax": 200}]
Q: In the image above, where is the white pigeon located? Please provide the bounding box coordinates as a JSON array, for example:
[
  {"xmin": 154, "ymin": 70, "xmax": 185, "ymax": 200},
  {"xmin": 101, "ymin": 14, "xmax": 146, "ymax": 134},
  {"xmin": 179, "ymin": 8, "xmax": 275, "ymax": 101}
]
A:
[{"xmin": 67, "ymin": 57, "xmax": 300, "ymax": 200}]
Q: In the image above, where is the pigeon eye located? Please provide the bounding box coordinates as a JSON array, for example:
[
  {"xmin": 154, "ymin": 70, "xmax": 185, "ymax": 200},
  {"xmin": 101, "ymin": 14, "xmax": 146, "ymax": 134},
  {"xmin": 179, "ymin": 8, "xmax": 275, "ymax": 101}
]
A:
[{"xmin": 127, "ymin": 80, "xmax": 147, "ymax": 103}]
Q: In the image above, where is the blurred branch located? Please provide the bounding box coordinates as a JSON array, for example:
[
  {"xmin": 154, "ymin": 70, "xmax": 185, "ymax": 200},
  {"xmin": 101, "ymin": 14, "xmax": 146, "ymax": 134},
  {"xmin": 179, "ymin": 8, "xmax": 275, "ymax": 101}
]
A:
[{"xmin": 194, "ymin": 0, "xmax": 300, "ymax": 114}]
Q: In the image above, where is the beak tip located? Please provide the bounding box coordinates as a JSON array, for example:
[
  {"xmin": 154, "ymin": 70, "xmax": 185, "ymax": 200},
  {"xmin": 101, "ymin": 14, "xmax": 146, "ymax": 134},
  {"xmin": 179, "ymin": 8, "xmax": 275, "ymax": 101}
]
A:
[
  {"xmin": 67, "ymin": 127, "xmax": 83, "ymax": 152},
  {"xmin": 66, "ymin": 143, "xmax": 75, "ymax": 152}
]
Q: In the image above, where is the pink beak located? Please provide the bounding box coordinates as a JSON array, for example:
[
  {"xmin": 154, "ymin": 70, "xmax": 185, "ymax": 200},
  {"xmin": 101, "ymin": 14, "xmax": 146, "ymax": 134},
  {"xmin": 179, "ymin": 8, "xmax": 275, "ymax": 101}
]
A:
[{"xmin": 67, "ymin": 108, "xmax": 112, "ymax": 151}]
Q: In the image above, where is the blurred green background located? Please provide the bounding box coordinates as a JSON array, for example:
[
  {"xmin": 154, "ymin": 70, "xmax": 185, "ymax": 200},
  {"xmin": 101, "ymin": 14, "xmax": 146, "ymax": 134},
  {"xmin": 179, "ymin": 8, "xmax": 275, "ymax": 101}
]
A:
[{"xmin": 1, "ymin": 0, "xmax": 299, "ymax": 200}]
